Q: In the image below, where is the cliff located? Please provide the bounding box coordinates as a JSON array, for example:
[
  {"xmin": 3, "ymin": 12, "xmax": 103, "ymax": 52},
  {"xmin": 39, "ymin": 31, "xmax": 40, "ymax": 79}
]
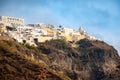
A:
[
  {"xmin": 0, "ymin": 33, "xmax": 120, "ymax": 80},
  {"xmin": 37, "ymin": 39, "xmax": 120, "ymax": 80},
  {"xmin": 0, "ymin": 34, "xmax": 70, "ymax": 80}
]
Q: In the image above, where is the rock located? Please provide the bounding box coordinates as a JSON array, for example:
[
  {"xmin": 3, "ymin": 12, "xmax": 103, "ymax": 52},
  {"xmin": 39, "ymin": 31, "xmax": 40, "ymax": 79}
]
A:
[{"xmin": 37, "ymin": 39, "xmax": 120, "ymax": 80}]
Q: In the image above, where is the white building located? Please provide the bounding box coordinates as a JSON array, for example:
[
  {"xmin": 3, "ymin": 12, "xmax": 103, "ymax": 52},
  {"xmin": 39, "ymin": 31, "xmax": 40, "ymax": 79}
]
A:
[
  {"xmin": 0, "ymin": 16, "xmax": 24, "ymax": 27},
  {"xmin": 0, "ymin": 15, "xmax": 98, "ymax": 46},
  {"xmin": 63, "ymin": 28, "xmax": 74, "ymax": 36},
  {"xmin": 32, "ymin": 28, "xmax": 48, "ymax": 37},
  {"xmin": 27, "ymin": 23, "xmax": 46, "ymax": 28}
]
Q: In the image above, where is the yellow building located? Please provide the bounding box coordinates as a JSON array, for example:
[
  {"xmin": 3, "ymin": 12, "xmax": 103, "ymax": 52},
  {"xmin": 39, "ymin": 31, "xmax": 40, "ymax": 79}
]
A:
[
  {"xmin": 0, "ymin": 22, "xmax": 6, "ymax": 33},
  {"xmin": 43, "ymin": 27, "xmax": 56, "ymax": 36},
  {"xmin": 72, "ymin": 35, "xmax": 86, "ymax": 41},
  {"xmin": 37, "ymin": 36, "xmax": 53, "ymax": 42}
]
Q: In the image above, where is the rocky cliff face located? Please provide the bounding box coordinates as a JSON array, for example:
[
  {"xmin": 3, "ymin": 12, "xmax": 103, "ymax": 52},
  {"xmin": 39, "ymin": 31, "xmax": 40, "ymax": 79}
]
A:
[
  {"xmin": 0, "ymin": 33, "xmax": 120, "ymax": 80},
  {"xmin": 37, "ymin": 39, "xmax": 120, "ymax": 80},
  {"xmin": 0, "ymin": 34, "xmax": 70, "ymax": 80}
]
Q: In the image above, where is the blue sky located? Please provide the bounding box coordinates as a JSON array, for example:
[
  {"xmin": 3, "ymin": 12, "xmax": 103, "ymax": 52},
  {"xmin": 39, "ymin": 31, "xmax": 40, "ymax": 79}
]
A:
[{"xmin": 0, "ymin": 0, "xmax": 120, "ymax": 54}]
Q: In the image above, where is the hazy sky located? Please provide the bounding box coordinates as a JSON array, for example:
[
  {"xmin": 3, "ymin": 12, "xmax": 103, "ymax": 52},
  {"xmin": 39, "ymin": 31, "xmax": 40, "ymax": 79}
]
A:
[{"xmin": 0, "ymin": 0, "xmax": 120, "ymax": 54}]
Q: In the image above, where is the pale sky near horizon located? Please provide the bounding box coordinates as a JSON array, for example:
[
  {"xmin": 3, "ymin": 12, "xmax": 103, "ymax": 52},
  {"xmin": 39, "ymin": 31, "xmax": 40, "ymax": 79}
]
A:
[{"xmin": 0, "ymin": 0, "xmax": 120, "ymax": 55}]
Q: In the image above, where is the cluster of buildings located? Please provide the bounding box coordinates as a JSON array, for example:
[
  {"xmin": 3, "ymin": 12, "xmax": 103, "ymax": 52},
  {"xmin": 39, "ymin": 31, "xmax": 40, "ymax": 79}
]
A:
[{"xmin": 0, "ymin": 16, "xmax": 97, "ymax": 46}]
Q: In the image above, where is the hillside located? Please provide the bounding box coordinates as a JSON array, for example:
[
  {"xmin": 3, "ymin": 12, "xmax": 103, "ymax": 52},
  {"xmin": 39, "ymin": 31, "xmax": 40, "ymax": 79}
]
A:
[
  {"xmin": 0, "ymin": 33, "xmax": 70, "ymax": 80},
  {"xmin": 0, "ymin": 33, "xmax": 120, "ymax": 80},
  {"xmin": 37, "ymin": 39, "xmax": 120, "ymax": 80}
]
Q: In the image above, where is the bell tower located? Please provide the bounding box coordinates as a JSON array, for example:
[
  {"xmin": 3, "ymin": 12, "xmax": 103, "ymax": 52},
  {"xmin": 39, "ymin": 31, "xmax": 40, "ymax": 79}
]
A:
[{"xmin": 79, "ymin": 26, "xmax": 85, "ymax": 35}]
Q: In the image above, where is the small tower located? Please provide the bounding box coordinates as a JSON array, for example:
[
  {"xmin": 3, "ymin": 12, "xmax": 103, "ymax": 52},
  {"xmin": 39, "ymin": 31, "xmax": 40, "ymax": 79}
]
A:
[{"xmin": 79, "ymin": 26, "xmax": 85, "ymax": 35}]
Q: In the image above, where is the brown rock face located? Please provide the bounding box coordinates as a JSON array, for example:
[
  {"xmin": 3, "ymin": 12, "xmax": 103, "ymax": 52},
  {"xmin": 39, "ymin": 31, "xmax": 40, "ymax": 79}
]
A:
[
  {"xmin": 0, "ymin": 36, "xmax": 70, "ymax": 80},
  {"xmin": 37, "ymin": 39, "xmax": 120, "ymax": 80},
  {"xmin": 0, "ymin": 33, "xmax": 120, "ymax": 80}
]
